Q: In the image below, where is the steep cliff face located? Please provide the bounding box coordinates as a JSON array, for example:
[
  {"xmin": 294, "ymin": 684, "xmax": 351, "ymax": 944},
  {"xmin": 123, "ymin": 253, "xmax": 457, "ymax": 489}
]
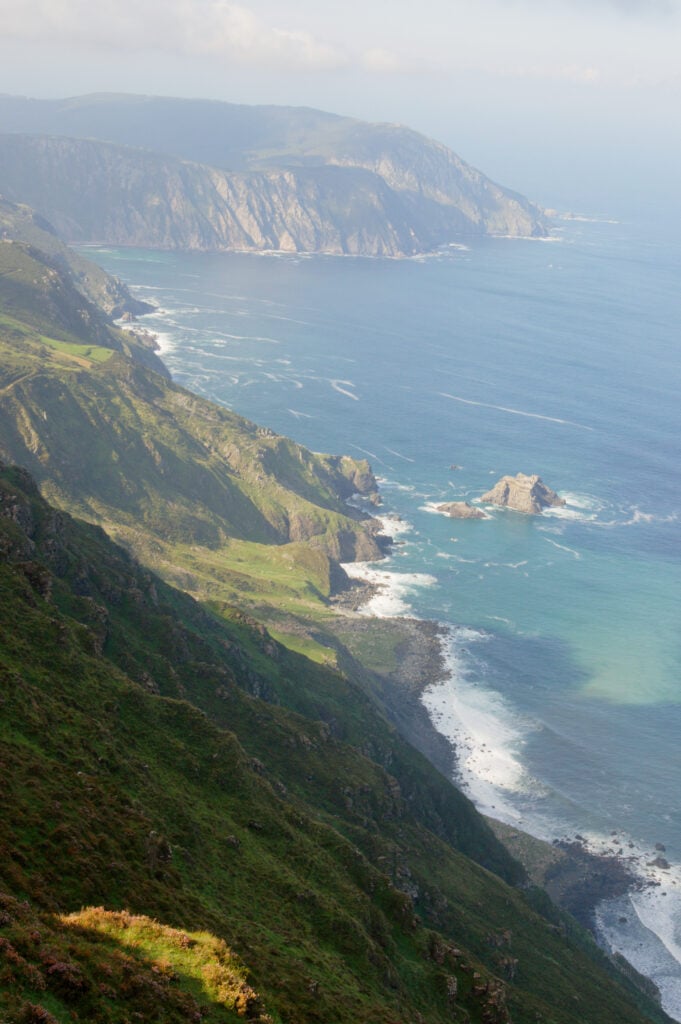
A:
[
  {"xmin": 1, "ymin": 460, "xmax": 669, "ymax": 1024},
  {"xmin": 0, "ymin": 238, "xmax": 383, "ymax": 624},
  {"xmin": 0, "ymin": 134, "xmax": 546, "ymax": 255},
  {"xmin": 0, "ymin": 93, "xmax": 549, "ymax": 255},
  {"xmin": 0, "ymin": 196, "xmax": 152, "ymax": 316},
  {"xmin": 262, "ymin": 120, "xmax": 547, "ymax": 238}
]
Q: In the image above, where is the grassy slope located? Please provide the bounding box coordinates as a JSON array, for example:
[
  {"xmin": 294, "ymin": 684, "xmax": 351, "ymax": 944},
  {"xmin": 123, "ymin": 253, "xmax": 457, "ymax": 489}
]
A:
[
  {"xmin": 0, "ymin": 462, "xmax": 671, "ymax": 1024},
  {"xmin": 0, "ymin": 233, "xmax": 671, "ymax": 1023},
  {"xmin": 0, "ymin": 197, "xmax": 152, "ymax": 317},
  {"xmin": 0, "ymin": 241, "xmax": 383, "ymax": 635}
]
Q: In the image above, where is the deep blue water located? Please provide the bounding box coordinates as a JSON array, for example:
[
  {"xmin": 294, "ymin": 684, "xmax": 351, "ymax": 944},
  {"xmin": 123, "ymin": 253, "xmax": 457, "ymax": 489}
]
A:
[{"xmin": 86, "ymin": 214, "xmax": 681, "ymax": 1014}]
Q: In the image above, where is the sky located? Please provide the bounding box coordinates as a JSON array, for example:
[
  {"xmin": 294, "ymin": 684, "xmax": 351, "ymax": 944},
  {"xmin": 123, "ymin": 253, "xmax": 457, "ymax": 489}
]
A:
[{"xmin": 0, "ymin": 0, "xmax": 679, "ymax": 214}]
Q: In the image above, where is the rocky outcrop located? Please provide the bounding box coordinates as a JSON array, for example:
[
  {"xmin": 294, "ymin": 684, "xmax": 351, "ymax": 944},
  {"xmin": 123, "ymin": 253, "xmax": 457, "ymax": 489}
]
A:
[
  {"xmin": 0, "ymin": 112, "xmax": 548, "ymax": 257},
  {"xmin": 0, "ymin": 197, "xmax": 152, "ymax": 317},
  {"xmin": 436, "ymin": 501, "xmax": 486, "ymax": 519},
  {"xmin": 481, "ymin": 474, "xmax": 565, "ymax": 514}
]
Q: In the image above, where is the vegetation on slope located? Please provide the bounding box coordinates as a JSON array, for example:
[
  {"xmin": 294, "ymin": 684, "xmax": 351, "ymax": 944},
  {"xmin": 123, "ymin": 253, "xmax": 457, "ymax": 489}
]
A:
[
  {"xmin": 0, "ymin": 197, "xmax": 152, "ymax": 317},
  {"xmin": 0, "ymin": 220, "xmax": 670, "ymax": 1024},
  {"xmin": 0, "ymin": 240, "xmax": 383, "ymax": 627},
  {"xmin": 0, "ymin": 93, "xmax": 549, "ymax": 255},
  {"xmin": 0, "ymin": 460, "xmax": 672, "ymax": 1024}
]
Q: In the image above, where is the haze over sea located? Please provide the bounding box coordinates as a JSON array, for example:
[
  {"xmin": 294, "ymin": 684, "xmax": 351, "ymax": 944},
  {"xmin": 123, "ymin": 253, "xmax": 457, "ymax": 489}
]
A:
[{"xmin": 89, "ymin": 208, "xmax": 681, "ymax": 1016}]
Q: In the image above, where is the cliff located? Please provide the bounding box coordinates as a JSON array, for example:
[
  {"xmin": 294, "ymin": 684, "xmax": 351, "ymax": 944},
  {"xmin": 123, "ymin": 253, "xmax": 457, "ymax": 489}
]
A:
[
  {"xmin": 0, "ymin": 238, "xmax": 384, "ymax": 618},
  {"xmin": 0, "ymin": 93, "xmax": 549, "ymax": 255},
  {"xmin": 0, "ymin": 459, "xmax": 670, "ymax": 1024},
  {"xmin": 0, "ymin": 196, "xmax": 152, "ymax": 317},
  {"xmin": 0, "ymin": 221, "xmax": 671, "ymax": 1024}
]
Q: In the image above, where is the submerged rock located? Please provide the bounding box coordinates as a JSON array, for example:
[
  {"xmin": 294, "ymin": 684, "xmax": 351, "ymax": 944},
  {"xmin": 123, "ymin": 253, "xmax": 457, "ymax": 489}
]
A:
[
  {"xmin": 481, "ymin": 473, "xmax": 565, "ymax": 514},
  {"xmin": 436, "ymin": 501, "xmax": 486, "ymax": 519}
]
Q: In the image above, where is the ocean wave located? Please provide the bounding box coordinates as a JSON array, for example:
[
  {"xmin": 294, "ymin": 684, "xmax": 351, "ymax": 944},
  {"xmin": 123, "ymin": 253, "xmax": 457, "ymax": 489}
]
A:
[
  {"xmin": 421, "ymin": 626, "xmax": 542, "ymax": 820},
  {"xmin": 377, "ymin": 479, "xmax": 416, "ymax": 493},
  {"xmin": 483, "ymin": 560, "xmax": 529, "ymax": 570},
  {"xmin": 151, "ymin": 331, "xmax": 177, "ymax": 355},
  {"xmin": 418, "ymin": 500, "xmax": 490, "ymax": 520},
  {"xmin": 340, "ymin": 562, "xmax": 438, "ymax": 617},
  {"xmin": 593, "ymin": 847, "xmax": 681, "ymax": 1021},
  {"xmin": 438, "ymin": 392, "xmax": 594, "ymax": 431},
  {"xmin": 593, "ymin": 506, "xmax": 679, "ymax": 530},
  {"xmin": 330, "ymin": 379, "xmax": 359, "ymax": 401},
  {"xmin": 557, "ymin": 213, "xmax": 620, "ymax": 225},
  {"xmin": 543, "ymin": 537, "xmax": 582, "ymax": 560},
  {"xmin": 383, "ymin": 446, "xmax": 415, "ymax": 463},
  {"xmin": 419, "ymin": 502, "xmax": 448, "ymax": 516},
  {"xmin": 372, "ymin": 514, "xmax": 414, "ymax": 539},
  {"xmin": 420, "ymin": 623, "xmax": 681, "ymax": 1019},
  {"xmin": 422, "ymin": 627, "xmax": 681, "ymax": 1019}
]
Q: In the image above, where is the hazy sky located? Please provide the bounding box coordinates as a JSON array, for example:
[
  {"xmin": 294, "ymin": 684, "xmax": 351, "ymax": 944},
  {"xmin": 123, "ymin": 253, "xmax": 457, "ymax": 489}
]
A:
[{"xmin": 1, "ymin": 0, "xmax": 679, "ymax": 212}]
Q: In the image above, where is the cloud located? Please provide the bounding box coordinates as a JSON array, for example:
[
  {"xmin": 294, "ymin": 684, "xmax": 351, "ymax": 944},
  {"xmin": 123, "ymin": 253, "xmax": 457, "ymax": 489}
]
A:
[
  {"xmin": 591, "ymin": 0, "xmax": 677, "ymax": 13},
  {"xmin": 0, "ymin": 0, "xmax": 350, "ymax": 70},
  {"xmin": 510, "ymin": 0, "xmax": 678, "ymax": 15},
  {"xmin": 361, "ymin": 48, "xmax": 403, "ymax": 74},
  {"xmin": 495, "ymin": 63, "xmax": 602, "ymax": 84}
]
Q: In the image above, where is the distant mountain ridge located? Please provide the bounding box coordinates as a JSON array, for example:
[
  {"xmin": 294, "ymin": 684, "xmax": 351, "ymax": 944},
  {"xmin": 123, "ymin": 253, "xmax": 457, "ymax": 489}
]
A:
[{"xmin": 0, "ymin": 93, "xmax": 549, "ymax": 255}]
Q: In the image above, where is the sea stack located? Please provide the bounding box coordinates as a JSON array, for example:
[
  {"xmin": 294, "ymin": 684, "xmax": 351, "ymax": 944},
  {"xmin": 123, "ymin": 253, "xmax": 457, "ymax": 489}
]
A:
[{"xmin": 481, "ymin": 473, "xmax": 565, "ymax": 514}]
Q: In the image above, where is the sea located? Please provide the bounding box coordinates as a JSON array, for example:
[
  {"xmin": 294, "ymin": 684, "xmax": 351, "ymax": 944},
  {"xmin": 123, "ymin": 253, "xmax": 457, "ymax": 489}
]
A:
[{"xmin": 85, "ymin": 208, "xmax": 681, "ymax": 1017}]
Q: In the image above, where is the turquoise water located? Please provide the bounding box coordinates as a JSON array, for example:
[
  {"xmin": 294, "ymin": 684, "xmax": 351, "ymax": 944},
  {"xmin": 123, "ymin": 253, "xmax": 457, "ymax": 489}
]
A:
[{"xmin": 88, "ymin": 216, "xmax": 681, "ymax": 1014}]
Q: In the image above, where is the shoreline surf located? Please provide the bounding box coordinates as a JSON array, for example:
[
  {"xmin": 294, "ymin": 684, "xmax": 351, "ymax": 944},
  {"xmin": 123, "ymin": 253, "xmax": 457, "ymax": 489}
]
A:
[
  {"xmin": 99, "ymin": 236, "xmax": 681, "ymax": 1021},
  {"xmin": 342, "ymin": 513, "xmax": 681, "ymax": 1020}
]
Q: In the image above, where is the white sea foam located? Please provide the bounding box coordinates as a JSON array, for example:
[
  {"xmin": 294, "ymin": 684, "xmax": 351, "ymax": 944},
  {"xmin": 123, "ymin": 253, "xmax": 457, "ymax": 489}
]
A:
[
  {"xmin": 543, "ymin": 537, "xmax": 582, "ymax": 560},
  {"xmin": 421, "ymin": 627, "xmax": 540, "ymax": 821},
  {"xmin": 593, "ymin": 854, "xmax": 681, "ymax": 1021},
  {"xmin": 341, "ymin": 562, "xmax": 437, "ymax": 617},
  {"xmin": 438, "ymin": 392, "xmax": 594, "ymax": 431},
  {"xmin": 544, "ymin": 505, "xmax": 599, "ymax": 522},
  {"xmin": 349, "ymin": 443, "xmax": 391, "ymax": 467},
  {"xmin": 419, "ymin": 500, "xmax": 489, "ymax": 520},
  {"xmin": 330, "ymin": 379, "xmax": 359, "ymax": 400},
  {"xmin": 420, "ymin": 617, "xmax": 681, "ymax": 1019},
  {"xmin": 419, "ymin": 502, "xmax": 448, "ymax": 516},
  {"xmin": 594, "ymin": 507, "xmax": 679, "ymax": 529},
  {"xmin": 372, "ymin": 514, "xmax": 413, "ymax": 539},
  {"xmin": 384, "ymin": 446, "xmax": 416, "ymax": 463},
  {"xmin": 483, "ymin": 560, "xmax": 529, "ymax": 570},
  {"xmin": 152, "ymin": 331, "xmax": 176, "ymax": 355},
  {"xmin": 557, "ymin": 213, "xmax": 620, "ymax": 225}
]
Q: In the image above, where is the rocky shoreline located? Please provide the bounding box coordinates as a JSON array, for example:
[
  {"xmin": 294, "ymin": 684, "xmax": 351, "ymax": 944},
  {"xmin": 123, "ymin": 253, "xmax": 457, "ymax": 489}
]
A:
[{"xmin": 329, "ymin": 573, "xmax": 654, "ymax": 939}]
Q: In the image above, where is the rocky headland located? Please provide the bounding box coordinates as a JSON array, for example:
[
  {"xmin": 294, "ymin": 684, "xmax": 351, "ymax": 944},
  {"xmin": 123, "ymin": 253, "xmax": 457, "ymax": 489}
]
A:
[
  {"xmin": 481, "ymin": 472, "xmax": 565, "ymax": 514},
  {"xmin": 0, "ymin": 94, "xmax": 550, "ymax": 257}
]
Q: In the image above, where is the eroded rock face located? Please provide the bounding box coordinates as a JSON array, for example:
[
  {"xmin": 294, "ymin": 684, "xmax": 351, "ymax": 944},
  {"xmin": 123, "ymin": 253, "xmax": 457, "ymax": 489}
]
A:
[
  {"xmin": 436, "ymin": 501, "xmax": 485, "ymax": 519},
  {"xmin": 0, "ymin": 130, "xmax": 548, "ymax": 257},
  {"xmin": 480, "ymin": 474, "xmax": 565, "ymax": 514}
]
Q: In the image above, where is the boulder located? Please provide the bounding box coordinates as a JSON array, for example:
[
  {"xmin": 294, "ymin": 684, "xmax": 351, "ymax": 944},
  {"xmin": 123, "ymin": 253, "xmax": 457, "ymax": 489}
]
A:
[
  {"xmin": 481, "ymin": 473, "xmax": 565, "ymax": 514},
  {"xmin": 436, "ymin": 501, "xmax": 486, "ymax": 519}
]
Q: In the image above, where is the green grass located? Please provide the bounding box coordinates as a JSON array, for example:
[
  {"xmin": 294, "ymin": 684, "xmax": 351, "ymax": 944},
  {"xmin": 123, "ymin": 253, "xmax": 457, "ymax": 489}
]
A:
[
  {"xmin": 0, "ymin": 239, "xmax": 672, "ymax": 1024},
  {"xmin": 0, "ymin": 896, "xmax": 271, "ymax": 1023},
  {"xmin": 38, "ymin": 334, "xmax": 114, "ymax": 363},
  {"xmin": 268, "ymin": 628, "xmax": 337, "ymax": 665},
  {"xmin": 0, "ymin": 463, "xmax": 672, "ymax": 1024}
]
